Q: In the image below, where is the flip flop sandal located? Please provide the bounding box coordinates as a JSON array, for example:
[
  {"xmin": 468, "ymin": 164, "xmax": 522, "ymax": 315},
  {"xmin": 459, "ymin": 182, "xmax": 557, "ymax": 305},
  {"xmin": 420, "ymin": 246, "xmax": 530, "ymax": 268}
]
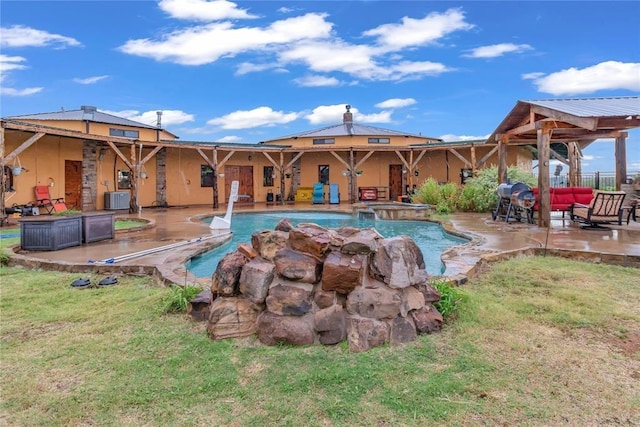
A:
[
  {"xmin": 71, "ymin": 278, "xmax": 92, "ymax": 289},
  {"xmin": 98, "ymin": 277, "xmax": 118, "ymax": 287}
]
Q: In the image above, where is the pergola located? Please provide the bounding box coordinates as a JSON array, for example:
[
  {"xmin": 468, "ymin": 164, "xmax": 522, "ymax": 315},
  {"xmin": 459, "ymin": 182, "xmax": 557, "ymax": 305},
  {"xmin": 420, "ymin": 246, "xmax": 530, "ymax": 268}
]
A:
[{"xmin": 487, "ymin": 97, "xmax": 640, "ymax": 227}]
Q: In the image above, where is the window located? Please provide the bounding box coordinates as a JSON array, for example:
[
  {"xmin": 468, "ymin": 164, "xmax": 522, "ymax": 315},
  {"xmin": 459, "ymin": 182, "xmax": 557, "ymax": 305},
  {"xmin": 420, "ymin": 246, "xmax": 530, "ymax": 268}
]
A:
[
  {"xmin": 201, "ymin": 165, "xmax": 214, "ymax": 187},
  {"xmin": 318, "ymin": 165, "xmax": 329, "ymax": 185},
  {"xmin": 117, "ymin": 170, "xmax": 131, "ymax": 189},
  {"xmin": 263, "ymin": 166, "xmax": 274, "ymax": 187},
  {"xmin": 368, "ymin": 137, "xmax": 390, "ymax": 144},
  {"xmin": 109, "ymin": 128, "xmax": 140, "ymax": 139},
  {"xmin": 313, "ymin": 138, "xmax": 335, "ymax": 145}
]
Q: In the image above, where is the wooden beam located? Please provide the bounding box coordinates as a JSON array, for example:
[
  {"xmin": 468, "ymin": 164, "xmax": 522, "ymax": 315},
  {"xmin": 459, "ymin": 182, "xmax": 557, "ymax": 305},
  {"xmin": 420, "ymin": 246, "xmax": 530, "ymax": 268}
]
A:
[
  {"xmin": 141, "ymin": 145, "xmax": 163, "ymax": 165},
  {"xmin": 410, "ymin": 148, "xmax": 427, "ymax": 169},
  {"xmin": 261, "ymin": 151, "xmax": 280, "ymax": 169},
  {"xmin": 470, "ymin": 146, "xmax": 477, "ymax": 175},
  {"xmin": 536, "ymin": 124, "xmax": 553, "ymax": 227},
  {"xmin": 285, "ymin": 152, "xmax": 305, "ymax": 170},
  {"xmin": 477, "ymin": 145, "xmax": 499, "ymax": 168},
  {"xmin": 393, "ymin": 150, "xmax": 410, "ymax": 170},
  {"xmin": 3, "ymin": 132, "xmax": 45, "ymax": 163},
  {"xmin": 105, "ymin": 139, "xmax": 133, "ymax": 169},
  {"xmin": 447, "ymin": 148, "xmax": 472, "ymax": 168},
  {"xmin": 549, "ymin": 146, "xmax": 569, "ymax": 166},
  {"xmin": 531, "ymin": 105, "xmax": 598, "ymax": 131},
  {"xmin": 567, "ymin": 141, "xmax": 581, "ymax": 187},
  {"xmin": 196, "ymin": 148, "xmax": 214, "ymax": 166},
  {"xmin": 615, "ymin": 132, "xmax": 627, "ymax": 190},
  {"xmin": 330, "ymin": 151, "xmax": 350, "ymax": 170},
  {"xmin": 217, "ymin": 150, "xmax": 235, "ymax": 169},
  {"xmin": 596, "ymin": 117, "xmax": 640, "ymax": 129},
  {"xmin": 497, "ymin": 135, "xmax": 508, "ymax": 184},
  {"xmin": 354, "ymin": 150, "xmax": 375, "ymax": 170}
]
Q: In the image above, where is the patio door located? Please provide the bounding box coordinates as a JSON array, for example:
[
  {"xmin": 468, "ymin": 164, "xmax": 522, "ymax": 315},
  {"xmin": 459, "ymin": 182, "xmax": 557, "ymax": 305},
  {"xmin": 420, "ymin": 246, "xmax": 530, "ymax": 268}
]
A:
[
  {"xmin": 224, "ymin": 165, "xmax": 254, "ymax": 203},
  {"xmin": 389, "ymin": 164, "xmax": 403, "ymax": 201},
  {"xmin": 65, "ymin": 160, "xmax": 82, "ymax": 210}
]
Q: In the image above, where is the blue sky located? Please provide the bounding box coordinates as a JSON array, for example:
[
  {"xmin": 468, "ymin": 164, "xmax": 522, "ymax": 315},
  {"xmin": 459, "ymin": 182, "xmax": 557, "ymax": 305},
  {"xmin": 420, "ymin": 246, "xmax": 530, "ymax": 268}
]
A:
[{"xmin": 1, "ymin": 0, "xmax": 639, "ymax": 174}]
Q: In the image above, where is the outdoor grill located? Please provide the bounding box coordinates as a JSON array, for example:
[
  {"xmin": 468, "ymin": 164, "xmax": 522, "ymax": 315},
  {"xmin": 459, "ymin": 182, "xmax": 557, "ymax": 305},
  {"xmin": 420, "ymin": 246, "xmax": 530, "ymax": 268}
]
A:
[{"xmin": 492, "ymin": 182, "xmax": 535, "ymax": 223}]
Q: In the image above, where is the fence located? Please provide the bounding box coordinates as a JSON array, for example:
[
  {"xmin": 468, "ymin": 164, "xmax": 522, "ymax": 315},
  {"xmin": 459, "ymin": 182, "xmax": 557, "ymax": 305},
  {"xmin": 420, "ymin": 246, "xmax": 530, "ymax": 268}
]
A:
[{"xmin": 550, "ymin": 171, "xmax": 640, "ymax": 189}]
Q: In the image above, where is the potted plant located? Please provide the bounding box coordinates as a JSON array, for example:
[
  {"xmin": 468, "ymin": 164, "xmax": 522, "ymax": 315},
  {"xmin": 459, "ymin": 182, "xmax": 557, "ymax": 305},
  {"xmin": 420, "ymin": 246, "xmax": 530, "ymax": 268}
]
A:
[{"xmin": 355, "ymin": 170, "xmax": 363, "ymax": 176}]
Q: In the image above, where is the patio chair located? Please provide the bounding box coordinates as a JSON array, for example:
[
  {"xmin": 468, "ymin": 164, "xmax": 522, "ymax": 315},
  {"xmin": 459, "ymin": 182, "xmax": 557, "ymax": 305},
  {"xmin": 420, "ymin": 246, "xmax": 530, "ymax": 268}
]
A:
[
  {"xmin": 34, "ymin": 185, "xmax": 67, "ymax": 214},
  {"xmin": 312, "ymin": 183, "xmax": 324, "ymax": 204},
  {"xmin": 329, "ymin": 183, "xmax": 340, "ymax": 204},
  {"xmin": 569, "ymin": 191, "xmax": 626, "ymax": 228}
]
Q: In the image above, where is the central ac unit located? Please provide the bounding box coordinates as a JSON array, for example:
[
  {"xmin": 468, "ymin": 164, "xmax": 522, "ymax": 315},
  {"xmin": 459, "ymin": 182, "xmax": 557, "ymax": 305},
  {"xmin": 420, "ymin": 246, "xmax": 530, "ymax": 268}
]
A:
[{"xmin": 104, "ymin": 191, "xmax": 130, "ymax": 210}]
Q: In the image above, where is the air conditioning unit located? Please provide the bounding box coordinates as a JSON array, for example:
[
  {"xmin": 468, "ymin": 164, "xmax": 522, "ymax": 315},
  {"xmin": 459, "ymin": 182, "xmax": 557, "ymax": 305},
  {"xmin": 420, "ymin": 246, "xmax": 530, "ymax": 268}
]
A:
[{"xmin": 104, "ymin": 191, "xmax": 130, "ymax": 210}]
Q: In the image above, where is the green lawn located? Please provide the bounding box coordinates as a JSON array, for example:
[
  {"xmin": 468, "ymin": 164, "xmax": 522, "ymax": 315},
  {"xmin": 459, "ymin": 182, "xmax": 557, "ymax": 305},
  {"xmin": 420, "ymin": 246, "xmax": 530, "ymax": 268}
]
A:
[{"xmin": 1, "ymin": 256, "xmax": 638, "ymax": 426}]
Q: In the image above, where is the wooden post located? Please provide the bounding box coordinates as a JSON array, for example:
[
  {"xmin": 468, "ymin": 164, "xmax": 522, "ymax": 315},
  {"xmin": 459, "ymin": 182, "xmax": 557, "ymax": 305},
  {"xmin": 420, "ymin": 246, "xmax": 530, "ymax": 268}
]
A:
[
  {"xmin": 615, "ymin": 132, "xmax": 627, "ymax": 190},
  {"xmin": 0, "ymin": 127, "xmax": 5, "ymax": 226},
  {"xmin": 498, "ymin": 135, "xmax": 508, "ymax": 184},
  {"xmin": 279, "ymin": 151, "xmax": 285, "ymax": 205},
  {"xmin": 130, "ymin": 144, "xmax": 138, "ymax": 214},
  {"xmin": 567, "ymin": 141, "xmax": 581, "ymax": 187},
  {"xmin": 537, "ymin": 124, "xmax": 552, "ymax": 227},
  {"xmin": 349, "ymin": 149, "xmax": 356, "ymax": 203},
  {"xmin": 212, "ymin": 149, "xmax": 219, "ymax": 209},
  {"xmin": 470, "ymin": 145, "xmax": 477, "ymax": 176}
]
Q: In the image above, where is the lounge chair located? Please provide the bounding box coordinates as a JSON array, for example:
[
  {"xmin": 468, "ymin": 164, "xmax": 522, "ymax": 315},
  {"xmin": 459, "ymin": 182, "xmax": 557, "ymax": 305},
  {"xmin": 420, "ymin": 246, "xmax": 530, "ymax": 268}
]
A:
[
  {"xmin": 34, "ymin": 185, "xmax": 67, "ymax": 214},
  {"xmin": 312, "ymin": 183, "xmax": 324, "ymax": 204},
  {"xmin": 569, "ymin": 191, "xmax": 626, "ymax": 228},
  {"xmin": 329, "ymin": 183, "xmax": 340, "ymax": 204}
]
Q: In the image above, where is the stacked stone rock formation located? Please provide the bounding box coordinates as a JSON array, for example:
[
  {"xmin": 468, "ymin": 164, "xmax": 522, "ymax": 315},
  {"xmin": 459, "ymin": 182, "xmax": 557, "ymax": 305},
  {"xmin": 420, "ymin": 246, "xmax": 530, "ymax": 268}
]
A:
[{"xmin": 201, "ymin": 219, "xmax": 444, "ymax": 352}]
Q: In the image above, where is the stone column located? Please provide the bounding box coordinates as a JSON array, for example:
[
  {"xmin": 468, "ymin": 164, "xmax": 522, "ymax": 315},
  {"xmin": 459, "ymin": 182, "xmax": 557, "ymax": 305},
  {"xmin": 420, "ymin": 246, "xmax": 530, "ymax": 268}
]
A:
[{"xmin": 82, "ymin": 140, "xmax": 98, "ymax": 211}]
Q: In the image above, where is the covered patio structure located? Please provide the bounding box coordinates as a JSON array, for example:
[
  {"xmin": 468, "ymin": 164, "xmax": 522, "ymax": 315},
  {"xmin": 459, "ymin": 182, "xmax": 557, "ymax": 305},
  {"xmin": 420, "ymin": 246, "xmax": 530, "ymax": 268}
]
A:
[{"xmin": 488, "ymin": 97, "xmax": 640, "ymax": 227}]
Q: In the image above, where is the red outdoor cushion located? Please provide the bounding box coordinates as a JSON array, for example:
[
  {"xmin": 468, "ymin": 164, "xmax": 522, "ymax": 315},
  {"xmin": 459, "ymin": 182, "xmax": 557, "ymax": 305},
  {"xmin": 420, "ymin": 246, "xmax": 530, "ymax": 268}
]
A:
[{"xmin": 572, "ymin": 187, "xmax": 594, "ymax": 205}]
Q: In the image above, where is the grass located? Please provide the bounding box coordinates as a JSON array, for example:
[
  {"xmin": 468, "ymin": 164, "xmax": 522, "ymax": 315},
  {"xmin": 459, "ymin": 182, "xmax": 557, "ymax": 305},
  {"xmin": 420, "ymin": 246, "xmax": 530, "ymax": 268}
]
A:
[{"xmin": 1, "ymin": 256, "xmax": 639, "ymax": 426}]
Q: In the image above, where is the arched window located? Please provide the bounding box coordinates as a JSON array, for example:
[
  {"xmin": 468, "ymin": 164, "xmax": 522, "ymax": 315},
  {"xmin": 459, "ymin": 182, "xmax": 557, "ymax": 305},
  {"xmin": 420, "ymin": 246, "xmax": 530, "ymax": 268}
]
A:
[{"xmin": 3, "ymin": 166, "xmax": 15, "ymax": 192}]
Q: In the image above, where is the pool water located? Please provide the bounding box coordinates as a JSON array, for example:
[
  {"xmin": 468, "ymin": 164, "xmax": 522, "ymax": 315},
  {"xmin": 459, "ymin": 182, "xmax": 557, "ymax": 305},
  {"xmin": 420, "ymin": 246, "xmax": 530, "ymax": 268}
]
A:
[{"xmin": 187, "ymin": 212, "xmax": 468, "ymax": 277}]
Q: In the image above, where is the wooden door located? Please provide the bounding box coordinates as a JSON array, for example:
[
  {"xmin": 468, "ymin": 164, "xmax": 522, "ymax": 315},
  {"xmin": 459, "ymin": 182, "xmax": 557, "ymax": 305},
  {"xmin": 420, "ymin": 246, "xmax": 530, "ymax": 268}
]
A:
[
  {"xmin": 389, "ymin": 164, "xmax": 403, "ymax": 201},
  {"xmin": 65, "ymin": 160, "xmax": 82, "ymax": 210},
  {"xmin": 224, "ymin": 165, "xmax": 254, "ymax": 203}
]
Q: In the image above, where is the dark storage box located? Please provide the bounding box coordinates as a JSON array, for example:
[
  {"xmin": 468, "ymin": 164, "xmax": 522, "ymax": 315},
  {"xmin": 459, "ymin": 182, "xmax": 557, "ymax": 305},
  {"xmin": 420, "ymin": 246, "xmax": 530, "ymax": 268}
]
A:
[
  {"xmin": 82, "ymin": 211, "xmax": 115, "ymax": 243},
  {"xmin": 19, "ymin": 215, "xmax": 82, "ymax": 251}
]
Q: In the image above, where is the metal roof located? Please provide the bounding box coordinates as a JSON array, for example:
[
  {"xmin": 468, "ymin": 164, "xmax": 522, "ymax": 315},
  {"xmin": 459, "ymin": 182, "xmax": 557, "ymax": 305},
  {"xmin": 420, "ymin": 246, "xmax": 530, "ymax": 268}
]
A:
[
  {"xmin": 4, "ymin": 106, "xmax": 158, "ymax": 129},
  {"xmin": 262, "ymin": 122, "xmax": 440, "ymax": 143},
  {"xmin": 525, "ymin": 96, "xmax": 640, "ymax": 117}
]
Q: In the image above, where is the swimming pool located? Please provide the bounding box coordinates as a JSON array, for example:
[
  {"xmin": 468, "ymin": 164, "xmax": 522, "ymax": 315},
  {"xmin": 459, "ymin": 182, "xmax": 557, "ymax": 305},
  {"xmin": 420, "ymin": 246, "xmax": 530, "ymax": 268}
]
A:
[{"xmin": 187, "ymin": 212, "xmax": 468, "ymax": 277}]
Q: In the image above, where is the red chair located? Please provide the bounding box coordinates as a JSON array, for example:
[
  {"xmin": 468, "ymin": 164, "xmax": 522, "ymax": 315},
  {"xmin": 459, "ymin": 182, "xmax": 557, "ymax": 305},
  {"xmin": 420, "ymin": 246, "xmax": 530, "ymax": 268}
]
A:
[{"xmin": 34, "ymin": 185, "xmax": 67, "ymax": 214}]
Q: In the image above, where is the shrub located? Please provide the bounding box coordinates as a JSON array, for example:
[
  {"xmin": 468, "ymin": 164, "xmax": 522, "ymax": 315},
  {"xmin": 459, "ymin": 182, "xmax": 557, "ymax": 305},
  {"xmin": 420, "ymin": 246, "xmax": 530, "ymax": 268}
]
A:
[
  {"xmin": 162, "ymin": 284, "xmax": 203, "ymax": 314},
  {"xmin": 457, "ymin": 165, "xmax": 536, "ymax": 212},
  {"xmin": 412, "ymin": 178, "xmax": 460, "ymax": 214},
  {"xmin": 0, "ymin": 252, "xmax": 10, "ymax": 267},
  {"xmin": 431, "ymin": 279, "xmax": 465, "ymax": 320}
]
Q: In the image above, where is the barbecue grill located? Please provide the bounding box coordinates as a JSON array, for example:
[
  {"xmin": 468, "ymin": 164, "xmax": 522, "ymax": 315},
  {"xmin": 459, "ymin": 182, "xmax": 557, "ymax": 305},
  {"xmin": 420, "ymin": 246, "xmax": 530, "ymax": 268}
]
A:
[{"xmin": 492, "ymin": 182, "xmax": 535, "ymax": 223}]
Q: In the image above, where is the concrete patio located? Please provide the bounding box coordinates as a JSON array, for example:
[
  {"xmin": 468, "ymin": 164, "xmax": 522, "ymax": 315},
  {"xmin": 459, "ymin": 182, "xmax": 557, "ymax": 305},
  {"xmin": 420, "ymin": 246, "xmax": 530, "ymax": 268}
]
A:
[{"xmin": 6, "ymin": 202, "xmax": 640, "ymax": 285}]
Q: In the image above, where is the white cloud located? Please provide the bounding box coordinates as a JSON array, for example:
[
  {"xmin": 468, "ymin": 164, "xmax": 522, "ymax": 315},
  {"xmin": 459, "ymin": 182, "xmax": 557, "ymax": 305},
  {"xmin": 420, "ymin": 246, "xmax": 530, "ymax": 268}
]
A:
[
  {"xmin": 207, "ymin": 106, "xmax": 299, "ymax": 129},
  {"xmin": 529, "ymin": 61, "xmax": 640, "ymax": 95},
  {"xmin": 236, "ymin": 62, "xmax": 274, "ymax": 75},
  {"xmin": 0, "ymin": 25, "xmax": 81, "ymax": 48},
  {"xmin": 100, "ymin": 109, "xmax": 195, "ymax": 126},
  {"xmin": 439, "ymin": 133, "xmax": 490, "ymax": 142},
  {"xmin": 218, "ymin": 135, "xmax": 243, "ymax": 143},
  {"xmin": 522, "ymin": 72, "xmax": 544, "ymax": 80},
  {"xmin": 304, "ymin": 104, "xmax": 393, "ymax": 125},
  {"xmin": 73, "ymin": 75, "xmax": 109, "ymax": 85},
  {"xmin": 375, "ymin": 98, "xmax": 416, "ymax": 109},
  {"xmin": 356, "ymin": 111, "xmax": 393, "ymax": 123},
  {"xmin": 280, "ymin": 40, "xmax": 452, "ymax": 81},
  {"xmin": 0, "ymin": 86, "xmax": 43, "ymax": 96},
  {"xmin": 305, "ymin": 104, "xmax": 352, "ymax": 125},
  {"xmin": 293, "ymin": 75, "xmax": 340, "ymax": 87},
  {"xmin": 0, "ymin": 55, "xmax": 42, "ymax": 95},
  {"xmin": 463, "ymin": 43, "xmax": 533, "ymax": 58},
  {"xmin": 158, "ymin": 0, "xmax": 257, "ymax": 21},
  {"xmin": 0, "ymin": 54, "xmax": 27, "ymax": 76},
  {"xmin": 119, "ymin": 13, "xmax": 332, "ymax": 66},
  {"xmin": 363, "ymin": 8, "xmax": 474, "ymax": 51}
]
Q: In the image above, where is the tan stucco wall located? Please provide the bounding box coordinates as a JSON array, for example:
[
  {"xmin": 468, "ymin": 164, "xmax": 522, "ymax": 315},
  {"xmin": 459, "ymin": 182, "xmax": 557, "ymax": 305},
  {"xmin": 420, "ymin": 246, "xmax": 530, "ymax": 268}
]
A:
[
  {"xmin": 265, "ymin": 134, "xmax": 435, "ymax": 149},
  {"xmin": 14, "ymin": 119, "xmax": 175, "ymax": 141}
]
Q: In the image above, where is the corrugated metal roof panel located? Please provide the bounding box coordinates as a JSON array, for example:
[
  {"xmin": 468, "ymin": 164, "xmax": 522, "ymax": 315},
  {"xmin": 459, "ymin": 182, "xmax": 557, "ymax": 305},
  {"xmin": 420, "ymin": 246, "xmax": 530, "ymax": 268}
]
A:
[
  {"xmin": 264, "ymin": 122, "xmax": 439, "ymax": 142},
  {"xmin": 5, "ymin": 107, "xmax": 158, "ymax": 129},
  {"xmin": 525, "ymin": 96, "xmax": 640, "ymax": 117}
]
